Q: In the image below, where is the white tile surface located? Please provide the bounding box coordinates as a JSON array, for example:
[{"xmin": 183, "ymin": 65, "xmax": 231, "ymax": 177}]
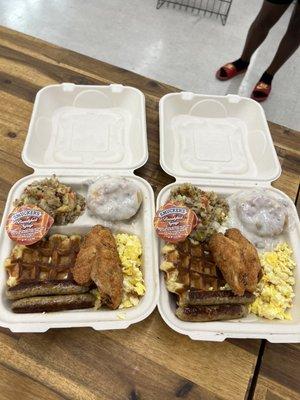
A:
[{"xmin": 0, "ymin": 0, "xmax": 299, "ymax": 129}]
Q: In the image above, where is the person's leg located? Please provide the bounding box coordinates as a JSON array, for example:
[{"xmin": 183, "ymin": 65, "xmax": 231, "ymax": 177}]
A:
[
  {"xmin": 217, "ymin": 0, "xmax": 290, "ymax": 79},
  {"xmin": 265, "ymin": 2, "xmax": 300, "ymax": 75},
  {"xmin": 252, "ymin": 2, "xmax": 300, "ymax": 100},
  {"xmin": 240, "ymin": 0, "xmax": 291, "ymax": 62}
]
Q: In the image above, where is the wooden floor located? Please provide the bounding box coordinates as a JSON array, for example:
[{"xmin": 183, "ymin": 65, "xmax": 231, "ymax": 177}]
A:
[{"xmin": 0, "ymin": 26, "xmax": 299, "ymax": 400}]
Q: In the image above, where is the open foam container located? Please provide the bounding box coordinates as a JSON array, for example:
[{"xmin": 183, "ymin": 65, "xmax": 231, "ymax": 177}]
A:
[
  {"xmin": 157, "ymin": 92, "xmax": 300, "ymax": 342},
  {"xmin": 0, "ymin": 83, "xmax": 158, "ymax": 332}
]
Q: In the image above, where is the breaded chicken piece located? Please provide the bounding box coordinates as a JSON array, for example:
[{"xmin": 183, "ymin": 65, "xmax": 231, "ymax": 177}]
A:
[
  {"xmin": 72, "ymin": 225, "xmax": 123, "ymax": 309},
  {"xmin": 72, "ymin": 226, "xmax": 104, "ymax": 285},
  {"xmin": 225, "ymin": 228, "xmax": 261, "ymax": 292},
  {"xmin": 83, "ymin": 225, "xmax": 117, "ymax": 250},
  {"xmin": 91, "ymin": 246, "xmax": 123, "ymax": 309},
  {"xmin": 209, "ymin": 233, "xmax": 248, "ymax": 296},
  {"xmin": 72, "ymin": 245, "xmax": 97, "ymax": 285},
  {"xmin": 72, "ymin": 225, "xmax": 118, "ymax": 285}
]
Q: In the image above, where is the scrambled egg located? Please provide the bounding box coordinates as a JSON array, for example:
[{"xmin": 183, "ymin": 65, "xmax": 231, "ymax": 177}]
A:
[
  {"xmin": 250, "ymin": 243, "xmax": 295, "ymax": 320},
  {"xmin": 114, "ymin": 233, "xmax": 145, "ymax": 309}
]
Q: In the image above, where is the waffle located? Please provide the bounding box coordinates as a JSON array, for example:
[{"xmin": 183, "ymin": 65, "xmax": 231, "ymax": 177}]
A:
[
  {"xmin": 160, "ymin": 238, "xmax": 255, "ymax": 322},
  {"xmin": 160, "ymin": 240, "xmax": 226, "ymax": 302},
  {"xmin": 5, "ymin": 234, "xmax": 82, "ymax": 287},
  {"xmin": 161, "ymin": 239, "xmax": 255, "ymax": 307}
]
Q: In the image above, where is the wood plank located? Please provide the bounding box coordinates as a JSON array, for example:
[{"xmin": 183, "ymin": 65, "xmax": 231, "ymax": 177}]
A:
[
  {"xmin": 101, "ymin": 310, "xmax": 259, "ymax": 399},
  {"xmin": 254, "ymin": 344, "xmax": 300, "ymax": 400},
  {"xmin": 0, "ymin": 26, "xmax": 175, "ymax": 99},
  {"xmin": 0, "ymin": 323, "xmax": 221, "ymax": 400},
  {"xmin": 0, "ymin": 315, "xmax": 259, "ymax": 400},
  {"xmin": 0, "ymin": 362, "xmax": 64, "ymax": 400},
  {"xmin": 269, "ymin": 122, "xmax": 300, "ymax": 163}
]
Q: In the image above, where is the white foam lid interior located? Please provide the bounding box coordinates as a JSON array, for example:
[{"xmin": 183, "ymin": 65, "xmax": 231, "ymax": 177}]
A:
[
  {"xmin": 160, "ymin": 93, "xmax": 281, "ymax": 182},
  {"xmin": 23, "ymin": 84, "xmax": 148, "ymax": 171}
]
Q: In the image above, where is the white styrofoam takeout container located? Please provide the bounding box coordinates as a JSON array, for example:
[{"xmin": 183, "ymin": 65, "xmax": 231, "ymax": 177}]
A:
[
  {"xmin": 157, "ymin": 92, "xmax": 300, "ymax": 342},
  {"xmin": 0, "ymin": 83, "xmax": 159, "ymax": 332}
]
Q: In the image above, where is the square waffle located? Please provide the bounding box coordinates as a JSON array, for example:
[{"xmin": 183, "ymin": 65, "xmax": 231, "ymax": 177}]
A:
[
  {"xmin": 5, "ymin": 234, "xmax": 82, "ymax": 287},
  {"xmin": 161, "ymin": 239, "xmax": 255, "ymax": 321},
  {"xmin": 160, "ymin": 240, "xmax": 226, "ymax": 301}
]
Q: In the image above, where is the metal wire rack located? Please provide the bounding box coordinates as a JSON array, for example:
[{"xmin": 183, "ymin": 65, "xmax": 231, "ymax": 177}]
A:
[{"xmin": 156, "ymin": 0, "xmax": 233, "ymax": 25}]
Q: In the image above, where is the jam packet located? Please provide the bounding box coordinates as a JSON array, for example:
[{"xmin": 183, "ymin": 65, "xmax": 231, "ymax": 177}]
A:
[
  {"xmin": 6, "ymin": 205, "xmax": 54, "ymax": 245},
  {"xmin": 154, "ymin": 201, "xmax": 198, "ymax": 243}
]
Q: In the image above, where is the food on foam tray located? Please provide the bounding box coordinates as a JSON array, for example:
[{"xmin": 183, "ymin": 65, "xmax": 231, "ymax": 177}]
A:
[
  {"xmin": 160, "ymin": 229, "xmax": 258, "ymax": 322},
  {"xmin": 5, "ymin": 226, "xmax": 146, "ymax": 314},
  {"xmin": 5, "ymin": 234, "xmax": 93, "ymax": 313},
  {"xmin": 209, "ymin": 228, "xmax": 261, "ymax": 296},
  {"xmin": 250, "ymin": 243, "xmax": 295, "ymax": 320},
  {"xmin": 6, "ymin": 205, "xmax": 54, "ymax": 245},
  {"xmin": 157, "ymin": 184, "xmax": 298, "ymax": 323},
  {"xmin": 227, "ymin": 189, "xmax": 291, "ymax": 249},
  {"xmin": 169, "ymin": 184, "xmax": 229, "ymax": 241},
  {"xmin": 87, "ymin": 177, "xmax": 142, "ymax": 221},
  {"xmin": 114, "ymin": 233, "xmax": 145, "ymax": 308},
  {"xmin": 14, "ymin": 176, "xmax": 85, "ymax": 225},
  {"xmin": 72, "ymin": 225, "xmax": 123, "ymax": 310}
]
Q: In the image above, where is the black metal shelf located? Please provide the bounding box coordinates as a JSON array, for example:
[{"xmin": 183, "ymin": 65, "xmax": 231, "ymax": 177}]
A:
[{"xmin": 156, "ymin": 0, "xmax": 233, "ymax": 25}]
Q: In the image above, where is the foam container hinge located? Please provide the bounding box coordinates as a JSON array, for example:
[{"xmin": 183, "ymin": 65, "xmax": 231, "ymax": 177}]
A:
[
  {"xmin": 157, "ymin": 92, "xmax": 300, "ymax": 342},
  {"xmin": 0, "ymin": 84, "xmax": 159, "ymax": 332}
]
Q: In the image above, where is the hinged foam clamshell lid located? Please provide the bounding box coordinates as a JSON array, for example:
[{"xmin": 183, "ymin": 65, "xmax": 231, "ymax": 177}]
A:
[
  {"xmin": 22, "ymin": 84, "xmax": 148, "ymax": 172},
  {"xmin": 159, "ymin": 92, "xmax": 281, "ymax": 183}
]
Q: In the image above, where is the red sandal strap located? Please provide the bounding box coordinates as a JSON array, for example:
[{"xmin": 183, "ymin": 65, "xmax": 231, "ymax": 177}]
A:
[
  {"xmin": 220, "ymin": 63, "xmax": 239, "ymax": 78},
  {"xmin": 216, "ymin": 63, "xmax": 247, "ymax": 81},
  {"xmin": 253, "ymin": 82, "xmax": 271, "ymax": 96}
]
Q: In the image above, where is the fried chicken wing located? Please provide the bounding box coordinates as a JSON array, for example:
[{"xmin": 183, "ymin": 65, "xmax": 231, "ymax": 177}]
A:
[
  {"xmin": 225, "ymin": 228, "xmax": 261, "ymax": 292},
  {"xmin": 72, "ymin": 225, "xmax": 123, "ymax": 309},
  {"xmin": 209, "ymin": 233, "xmax": 248, "ymax": 296},
  {"xmin": 91, "ymin": 246, "xmax": 123, "ymax": 309},
  {"xmin": 83, "ymin": 225, "xmax": 117, "ymax": 250},
  {"xmin": 72, "ymin": 245, "xmax": 97, "ymax": 285}
]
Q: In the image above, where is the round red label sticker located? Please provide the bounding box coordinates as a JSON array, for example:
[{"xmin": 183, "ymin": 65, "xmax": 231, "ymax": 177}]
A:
[
  {"xmin": 154, "ymin": 201, "xmax": 198, "ymax": 243},
  {"xmin": 6, "ymin": 205, "xmax": 54, "ymax": 245}
]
